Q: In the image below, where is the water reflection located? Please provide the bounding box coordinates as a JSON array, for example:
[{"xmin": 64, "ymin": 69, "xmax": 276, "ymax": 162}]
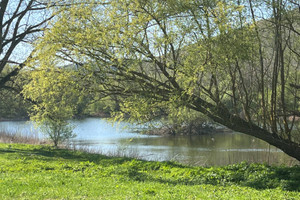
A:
[
  {"xmin": 0, "ymin": 118, "xmax": 298, "ymax": 166},
  {"xmin": 114, "ymin": 134, "xmax": 296, "ymax": 166}
]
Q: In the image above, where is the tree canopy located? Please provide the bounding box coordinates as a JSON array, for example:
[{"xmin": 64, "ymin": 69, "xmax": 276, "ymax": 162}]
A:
[{"xmin": 23, "ymin": 0, "xmax": 300, "ymax": 160}]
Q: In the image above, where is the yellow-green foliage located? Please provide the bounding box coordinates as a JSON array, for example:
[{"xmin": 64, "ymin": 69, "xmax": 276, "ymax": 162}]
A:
[
  {"xmin": 22, "ymin": 1, "xmax": 300, "ymax": 143},
  {"xmin": 22, "ymin": 65, "xmax": 86, "ymax": 145},
  {"xmin": 25, "ymin": 0, "xmax": 259, "ymax": 121},
  {"xmin": 23, "ymin": 66, "xmax": 80, "ymax": 123}
]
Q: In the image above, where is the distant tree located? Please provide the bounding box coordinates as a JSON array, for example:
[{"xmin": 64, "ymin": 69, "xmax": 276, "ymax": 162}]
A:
[{"xmin": 23, "ymin": 0, "xmax": 300, "ymax": 160}]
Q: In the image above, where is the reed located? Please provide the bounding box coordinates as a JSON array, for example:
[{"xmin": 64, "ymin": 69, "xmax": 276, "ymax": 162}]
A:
[
  {"xmin": 0, "ymin": 128, "xmax": 47, "ymax": 145},
  {"xmin": 64, "ymin": 142, "xmax": 144, "ymax": 160}
]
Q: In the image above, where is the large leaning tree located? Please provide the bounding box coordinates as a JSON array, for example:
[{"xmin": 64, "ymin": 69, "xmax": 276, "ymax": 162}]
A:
[{"xmin": 23, "ymin": 0, "xmax": 300, "ymax": 160}]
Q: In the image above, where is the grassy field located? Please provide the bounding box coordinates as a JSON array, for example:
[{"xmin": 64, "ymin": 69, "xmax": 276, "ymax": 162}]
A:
[{"xmin": 0, "ymin": 143, "xmax": 300, "ymax": 199}]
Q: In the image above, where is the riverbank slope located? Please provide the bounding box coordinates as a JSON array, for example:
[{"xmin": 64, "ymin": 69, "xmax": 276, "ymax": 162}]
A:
[{"xmin": 0, "ymin": 143, "xmax": 299, "ymax": 199}]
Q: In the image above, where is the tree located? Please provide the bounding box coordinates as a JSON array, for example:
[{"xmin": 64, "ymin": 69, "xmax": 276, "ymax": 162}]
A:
[
  {"xmin": 0, "ymin": 0, "xmax": 57, "ymax": 90},
  {"xmin": 22, "ymin": 65, "xmax": 85, "ymax": 146},
  {"xmin": 24, "ymin": 0, "xmax": 300, "ymax": 160},
  {"xmin": 0, "ymin": 0, "xmax": 87, "ymax": 145}
]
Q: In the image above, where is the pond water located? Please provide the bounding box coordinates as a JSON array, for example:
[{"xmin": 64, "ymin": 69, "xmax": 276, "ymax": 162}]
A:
[{"xmin": 0, "ymin": 118, "xmax": 298, "ymax": 166}]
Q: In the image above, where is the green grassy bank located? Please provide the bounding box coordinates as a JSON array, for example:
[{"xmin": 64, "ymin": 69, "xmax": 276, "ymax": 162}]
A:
[{"xmin": 0, "ymin": 143, "xmax": 299, "ymax": 199}]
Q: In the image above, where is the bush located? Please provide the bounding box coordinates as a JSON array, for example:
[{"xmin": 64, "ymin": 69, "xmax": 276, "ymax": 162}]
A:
[{"xmin": 39, "ymin": 119, "xmax": 75, "ymax": 147}]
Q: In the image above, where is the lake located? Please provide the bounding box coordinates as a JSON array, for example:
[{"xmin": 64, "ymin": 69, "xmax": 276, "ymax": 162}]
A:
[{"xmin": 0, "ymin": 118, "xmax": 298, "ymax": 166}]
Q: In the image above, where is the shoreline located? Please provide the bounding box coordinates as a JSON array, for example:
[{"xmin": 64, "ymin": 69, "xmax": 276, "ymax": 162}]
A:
[{"xmin": 0, "ymin": 117, "xmax": 30, "ymax": 122}]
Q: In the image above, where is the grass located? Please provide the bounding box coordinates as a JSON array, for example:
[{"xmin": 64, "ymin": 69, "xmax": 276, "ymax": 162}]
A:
[{"xmin": 0, "ymin": 143, "xmax": 300, "ymax": 199}]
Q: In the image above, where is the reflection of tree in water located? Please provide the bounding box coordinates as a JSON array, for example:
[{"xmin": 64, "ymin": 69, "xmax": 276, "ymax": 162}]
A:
[
  {"xmin": 124, "ymin": 132, "xmax": 298, "ymax": 166},
  {"xmin": 160, "ymin": 133, "xmax": 298, "ymax": 166}
]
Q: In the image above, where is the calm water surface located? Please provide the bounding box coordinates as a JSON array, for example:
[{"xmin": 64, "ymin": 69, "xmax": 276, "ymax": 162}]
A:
[{"xmin": 0, "ymin": 118, "xmax": 298, "ymax": 166}]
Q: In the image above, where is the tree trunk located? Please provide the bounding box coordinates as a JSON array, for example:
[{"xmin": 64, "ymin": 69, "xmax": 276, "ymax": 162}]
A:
[
  {"xmin": 224, "ymin": 115, "xmax": 300, "ymax": 162},
  {"xmin": 190, "ymin": 94, "xmax": 300, "ymax": 161}
]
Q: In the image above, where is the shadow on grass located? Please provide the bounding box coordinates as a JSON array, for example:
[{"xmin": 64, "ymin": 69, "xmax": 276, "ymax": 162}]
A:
[
  {"xmin": 118, "ymin": 160, "xmax": 300, "ymax": 191},
  {"xmin": 0, "ymin": 143, "xmax": 134, "ymax": 164},
  {"xmin": 1, "ymin": 143, "xmax": 300, "ymax": 191}
]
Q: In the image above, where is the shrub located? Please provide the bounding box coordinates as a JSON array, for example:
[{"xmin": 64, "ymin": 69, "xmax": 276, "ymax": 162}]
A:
[{"xmin": 39, "ymin": 119, "xmax": 75, "ymax": 147}]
